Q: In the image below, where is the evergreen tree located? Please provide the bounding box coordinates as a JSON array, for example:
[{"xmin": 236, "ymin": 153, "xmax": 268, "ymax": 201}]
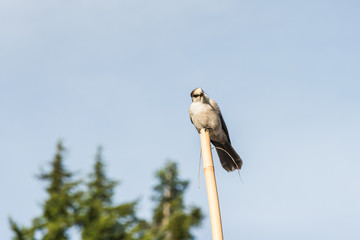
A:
[
  {"xmin": 8, "ymin": 218, "xmax": 34, "ymax": 240},
  {"xmin": 77, "ymin": 146, "xmax": 139, "ymax": 240},
  {"xmin": 9, "ymin": 141, "xmax": 81, "ymax": 240},
  {"xmin": 35, "ymin": 141, "xmax": 81, "ymax": 240},
  {"xmin": 144, "ymin": 161, "xmax": 203, "ymax": 240},
  {"xmin": 9, "ymin": 144, "xmax": 204, "ymax": 240}
]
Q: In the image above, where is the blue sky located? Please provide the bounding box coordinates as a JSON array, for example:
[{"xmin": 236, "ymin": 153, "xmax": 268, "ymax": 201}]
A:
[{"xmin": 1, "ymin": 0, "xmax": 360, "ymax": 239}]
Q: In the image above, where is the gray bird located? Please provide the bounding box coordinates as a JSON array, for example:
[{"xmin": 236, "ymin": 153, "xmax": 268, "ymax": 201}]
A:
[{"xmin": 189, "ymin": 88, "xmax": 243, "ymax": 172}]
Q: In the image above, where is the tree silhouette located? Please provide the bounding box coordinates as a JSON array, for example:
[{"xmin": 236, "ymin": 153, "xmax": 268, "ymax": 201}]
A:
[
  {"xmin": 9, "ymin": 144, "xmax": 203, "ymax": 240},
  {"xmin": 77, "ymin": 146, "xmax": 139, "ymax": 240},
  {"xmin": 144, "ymin": 161, "xmax": 203, "ymax": 240}
]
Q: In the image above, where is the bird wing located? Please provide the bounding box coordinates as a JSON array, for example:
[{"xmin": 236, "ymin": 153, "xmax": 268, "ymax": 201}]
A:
[
  {"xmin": 209, "ymin": 99, "xmax": 231, "ymax": 144},
  {"xmin": 219, "ymin": 113, "xmax": 231, "ymax": 144}
]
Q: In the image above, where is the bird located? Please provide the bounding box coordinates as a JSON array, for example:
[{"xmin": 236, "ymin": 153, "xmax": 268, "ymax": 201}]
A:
[{"xmin": 189, "ymin": 87, "xmax": 243, "ymax": 172}]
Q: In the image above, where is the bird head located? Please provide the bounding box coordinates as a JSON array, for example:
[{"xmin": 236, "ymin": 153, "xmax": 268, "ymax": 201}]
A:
[
  {"xmin": 190, "ymin": 88, "xmax": 205, "ymax": 102},
  {"xmin": 190, "ymin": 88, "xmax": 207, "ymax": 103}
]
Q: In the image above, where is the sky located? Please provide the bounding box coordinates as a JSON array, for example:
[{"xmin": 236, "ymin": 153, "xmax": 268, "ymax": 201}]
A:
[{"xmin": 1, "ymin": 0, "xmax": 360, "ymax": 239}]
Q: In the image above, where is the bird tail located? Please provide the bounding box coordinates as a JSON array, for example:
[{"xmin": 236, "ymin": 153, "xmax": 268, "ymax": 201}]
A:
[{"xmin": 211, "ymin": 141, "xmax": 243, "ymax": 172}]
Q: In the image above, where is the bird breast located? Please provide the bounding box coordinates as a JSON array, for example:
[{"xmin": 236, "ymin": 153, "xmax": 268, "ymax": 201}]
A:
[{"xmin": 190, "ymin": 102, "xmax": 220, "ymax": 131}]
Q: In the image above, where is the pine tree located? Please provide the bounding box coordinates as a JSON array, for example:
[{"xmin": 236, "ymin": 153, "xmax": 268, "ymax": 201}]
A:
[
  {"xmin": 145, "ymin": 161, "xmax": 203, "ymax": 240},
  {"xmin": 77, "ymin": 146, "xmax": 139, "ymax": 240},
  {"xmin": 8, "ymin": 218, "xmax": 34, "ymax": 240},
  {"xmin": 9, "ymin": 144, "xmax": 203, "ymax": 240},
  {"xmin": 35, "ymin": 141, "xmax": 81, "ymax": 240},
  {"xmin": 9, "ymin": 141, "xmax": 81, "ymax": 240}
]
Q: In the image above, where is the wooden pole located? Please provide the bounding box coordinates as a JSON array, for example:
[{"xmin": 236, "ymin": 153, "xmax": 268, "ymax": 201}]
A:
[{"xmin": 200, "ymin": 128, "xmax": 224, "ymax": 240}]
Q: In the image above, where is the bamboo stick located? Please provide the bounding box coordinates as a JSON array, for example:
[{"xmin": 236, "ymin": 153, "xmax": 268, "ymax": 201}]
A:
[{"xmin": 200, "ymin": 128, "xmax": 224, "ymax": 240}]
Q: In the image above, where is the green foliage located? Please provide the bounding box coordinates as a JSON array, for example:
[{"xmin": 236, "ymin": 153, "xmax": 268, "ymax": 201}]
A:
[
  {"xmin": 145, "ymin": 161, "xmax": 203, "ymax": 240},
  {"xmin": 34, "ymin": 142, "xmax": 81, "ymax": 240},
  {"xmin": 9, "ymin": 218, "xmax": 35, "ymax": 240},
  {"xmin": 9, "ymin": 144, "xmax": 203, "ymax": 240},
  {"xmin": 77, "ymin": 146, "xmax": 139, "ymax": 240}
]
